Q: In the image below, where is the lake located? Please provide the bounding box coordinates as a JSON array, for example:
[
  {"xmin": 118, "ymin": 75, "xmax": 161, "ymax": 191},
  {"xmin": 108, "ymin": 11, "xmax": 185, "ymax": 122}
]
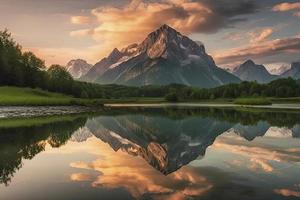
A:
[{"xmin": 0, "ymin": 106, "xmax": 300, "ymax": 200}]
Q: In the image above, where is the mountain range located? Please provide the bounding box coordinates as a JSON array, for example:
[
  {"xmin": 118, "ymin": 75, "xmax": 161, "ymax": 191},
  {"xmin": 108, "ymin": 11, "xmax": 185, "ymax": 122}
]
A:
[
  {"xmin": 68, "ymin": 25, "xmax": 299, "ymax": 86},
  {"xmin": 232, "ymin": 60, "xmax": 300, "ymax": 83},
  {"xmin": 232, "ymin": 60, "xmax": 277, "ymax": 83},
  {"xmin": 80, "ymin": 24, "xmax": 240, "ymax": 88}
]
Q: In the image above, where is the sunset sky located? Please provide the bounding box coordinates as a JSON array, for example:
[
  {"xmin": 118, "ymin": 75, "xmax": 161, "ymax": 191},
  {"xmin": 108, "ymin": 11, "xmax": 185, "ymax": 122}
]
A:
[{"xmin": 0, "ymin": 0, "xmax": 299, "ymax": 70}]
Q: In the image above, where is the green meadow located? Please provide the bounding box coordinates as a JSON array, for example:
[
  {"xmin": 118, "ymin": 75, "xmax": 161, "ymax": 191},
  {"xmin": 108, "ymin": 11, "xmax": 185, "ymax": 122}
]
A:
[{"xmin": 0, "ymin": 86, "xmax": 102, "ymax": 106}]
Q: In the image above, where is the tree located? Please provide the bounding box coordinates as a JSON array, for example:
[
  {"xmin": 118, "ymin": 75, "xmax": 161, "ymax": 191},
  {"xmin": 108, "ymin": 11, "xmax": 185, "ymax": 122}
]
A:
[
  {"xmin": 165, "ymin": 92, "xmax": 178, "ymax": 102},
  {"xmin": 47, "ymin": 65, "xmax": 73, "ymax": 93},
  {"xmin": 22, "ymin": 52, "xmax": 45, "ymax": 70}
]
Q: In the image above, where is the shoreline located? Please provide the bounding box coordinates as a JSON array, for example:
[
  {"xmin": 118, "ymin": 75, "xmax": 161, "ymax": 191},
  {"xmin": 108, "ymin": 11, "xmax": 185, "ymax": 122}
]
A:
[
  {"xmin": 0, "ymin": 105, "xmax": 102, "ymax": 119},
  {"xmin": 1, "ymin": 102, "xmax": 300, "ymax": 119},
  {"xmin": 105, "ymin": 102, "xmax": 300, "ymax": 110}
]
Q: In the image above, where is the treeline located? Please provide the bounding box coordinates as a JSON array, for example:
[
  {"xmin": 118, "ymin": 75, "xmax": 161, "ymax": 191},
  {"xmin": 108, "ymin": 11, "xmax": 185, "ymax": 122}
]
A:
[
  {"xmin": 165, "ymin": 78, "xmax": 300, "ymax": 101},
  {"xmin": 0, "ymin": 30, "xmax": 107, "ymax": 98}
]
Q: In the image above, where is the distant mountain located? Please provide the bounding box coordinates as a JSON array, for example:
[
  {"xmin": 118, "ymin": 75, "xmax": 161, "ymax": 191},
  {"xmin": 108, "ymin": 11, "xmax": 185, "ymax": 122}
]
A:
[
  {"xmin": 233, "ymin": 60, "xmax": 278, "ymax": 83},
  {"xmin": 66, "ymin": 59, "xmax": 92, "ymax": 79},
  {"xmin": 81, "ymin": 46, "xmax": 138, "ymax": 81},
  {"xmin": 232, "ymin": 121, "xmax": 270, "ymax": 141},
  {"xmin": 83, "ymin": 24, "xmax": 240, "ymax": 88},
  {"xmin": 280, "ymin": 61, "xmax": 300, "ymax": 79},
  {"xmin": 70, "ymin": 127, "xmax": 93, "ymax": 142},
  {"xmin": 268, "ymin": 65, "xmax": 291, "ymax": 75}
]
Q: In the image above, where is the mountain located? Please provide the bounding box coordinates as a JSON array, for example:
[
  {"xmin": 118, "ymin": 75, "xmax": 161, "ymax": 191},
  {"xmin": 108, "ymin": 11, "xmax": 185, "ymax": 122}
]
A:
[
  {"xmin": 81, "ymin": 46, "xmax": 136, "ymax": 81},
  {"xmin": 66, "ymin": 59, "xmax": 92, "ymax": 79},
  {"xmin": 84, "ymin": 109, "xmax": 298, "ymax": 174},
  {"xmin": 268, "ymin": 65, "xmax": 291, "ymax": 75},
  {"xmin": 83, "ymin": 24, "xmax": 240, "ymax": 88},
  {"xmin": 85, "ymin": 114, "xmax": 233, "ymax": 174},
  {"xmin": 280, "ymin": 61, "xmax": 300, "ymax": 79},
  {"xmin": 70, "ymin": 127, "xmax": 93, "ymax": 142},
  {"xmin": 232, "ymin": 121, "xmax": 270, "ymax": 141},
  {"xmin": 233, "ymin": 60, "xmax": 278, "ymax": 83}
]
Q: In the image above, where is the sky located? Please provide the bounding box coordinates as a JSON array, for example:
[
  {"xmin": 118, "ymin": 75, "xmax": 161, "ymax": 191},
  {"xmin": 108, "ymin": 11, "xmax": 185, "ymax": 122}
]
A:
[{"xmin": 0, "ymin": 0, "xmax": 300, "ymax": 71}]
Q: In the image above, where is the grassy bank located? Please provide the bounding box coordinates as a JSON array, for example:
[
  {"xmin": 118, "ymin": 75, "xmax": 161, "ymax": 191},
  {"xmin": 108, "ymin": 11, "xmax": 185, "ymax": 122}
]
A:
[
  {"xmin": 1, "ymin": 86, "xmax": 299, "ymax": 107},
  {"xmin": 0, "ymin": 114, "xmax": 82, "ymax": 128},
  {"xmin": 0, "ymin": 86, "xmax": 102, "ymax": 106},
  {"xmin": 234, "ymin": 98, "xmax": 272, "ymax": 105}
]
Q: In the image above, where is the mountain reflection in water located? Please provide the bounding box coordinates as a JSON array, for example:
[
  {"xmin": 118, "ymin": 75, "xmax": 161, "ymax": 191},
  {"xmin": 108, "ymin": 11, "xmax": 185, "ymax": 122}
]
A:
[{"xmin": 0, "ymin": 107, "xmax": 300, "ymax": 200}]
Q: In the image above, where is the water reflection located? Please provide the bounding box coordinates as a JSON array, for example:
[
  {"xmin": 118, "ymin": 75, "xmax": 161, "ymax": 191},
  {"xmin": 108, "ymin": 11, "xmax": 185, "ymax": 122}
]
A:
[
  {"xmin": 0, "ymin": 115, "xmax": 87, "ymax": 186},
  {"xmin": 0, "ymin": 107, "xmax": 300, "ymax": 199}
]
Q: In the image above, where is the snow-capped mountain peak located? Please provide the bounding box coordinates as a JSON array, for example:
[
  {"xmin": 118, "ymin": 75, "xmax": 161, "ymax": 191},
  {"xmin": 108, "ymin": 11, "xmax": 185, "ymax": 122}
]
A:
[
  {"xmin": 66, "ymin": 59, "xmax": 92, "ymax": 79},
  {"xmin": 83, "ymin": 24, "xmax": 240, "ymax": 87}
]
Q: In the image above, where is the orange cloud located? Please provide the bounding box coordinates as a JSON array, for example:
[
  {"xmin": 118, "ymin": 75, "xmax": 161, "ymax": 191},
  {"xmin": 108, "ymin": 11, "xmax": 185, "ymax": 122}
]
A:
[
  {"xmin": 71, "ymin": 16, "xmax": 93, "ymax": 25},
  {"xmin": 70, "ymin": 29, "xmax": 94, "ymax": 37},
  {"xmin": 249, "ymin": 28, "xmax": 273, "ymax": 43},
  {"xmin": 274, "ymin": 188, "xmax": 300, "ymax": 197},
  {"xmin": 69, "ymin": 137, "xmax": 213, "ymax": 199},
  {"xmin": 70, "ymin": 173, "xmax": 93, "ymax": 181},
  {"xmin": 272, "ymin": 2, "xmax": 300, "ymax": 12},
  {"xmin": 214, "ymin": 36, "xmax": 300, "ymax": 65},
  {"xmin": 213, "ymin": 133, "xmax": 300, "ymax": 173},
  {"xmin": 249, "ymin": 158, "xmax": 274, "ymax": 172}
]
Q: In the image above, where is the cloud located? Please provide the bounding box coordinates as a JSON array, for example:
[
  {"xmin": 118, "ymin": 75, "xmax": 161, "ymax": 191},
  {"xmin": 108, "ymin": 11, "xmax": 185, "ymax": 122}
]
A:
[
  {"xmin": 249, "ymin": 158, "xmax": 274, "ymax": 172},
  {"xmin": 71, "ymin": 16, "xmax": 93, "ymax": 25},
  {"xmin": 70, "ymin": 173, "xmax": 94, "ymax": 181},
  {"xmin": 294, "ymin": 12, "xmax": 300, "ymax": 17},
  {"xmin": 272, "ymin": 2, "xmax": 300, "ymax": 12},
  {"xmin": 274, "ymin": 188, "xmax": 300, "ymax": 197},
  {"xmin": 214, "ymin": 36, "xmax": 300, "ymax": 65},
  {"xmin": 213, "ymin": 132, "xmax": 300, "ymax": 173},
  {"xmin": 272, "ymin": 2, "xmax": 300, "ymax": 18},
  {"xmin": 68, "ymin": 136, "xmax": 213, "ymax": 199},
  {"xmin": 222, "ymin": 32, "xmax": 243, "ymax": 41},
  {"xmin": 249, "ymin": 28, "xmax": 273, "ymax": 43},
  {"xmin": 70, "ymin": 29, "xmax": 94, "ymax": 37},
  {"xmin": 69, "ymin": 0, "xmax": 258, "ymax": 59}
]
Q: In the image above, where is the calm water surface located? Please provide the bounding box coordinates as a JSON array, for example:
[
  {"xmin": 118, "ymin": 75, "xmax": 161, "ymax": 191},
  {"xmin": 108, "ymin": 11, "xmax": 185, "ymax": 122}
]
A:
[{"xmin": 0, "ymin": 107, "xmax": 300, "ymax": 200}]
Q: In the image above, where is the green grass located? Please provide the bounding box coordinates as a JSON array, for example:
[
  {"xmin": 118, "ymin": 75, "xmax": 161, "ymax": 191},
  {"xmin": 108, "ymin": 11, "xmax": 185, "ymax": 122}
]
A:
[
  {"xmin": 270, "ymin": 97, "xmax": 300, "ymax": 104},
  {"xmin": 0, "ymin": 114, "xmax": 80, "ymax": 128},
  {"xmin": 0, "ymin": 86, "xmax": 103, "ymax": 106},
  {"xmin": 234, "ymin": 97, "xmax": 272, "ymax": 105},
  {"xmin": 99, "ymin": 97, "xmax": 165, "ymax": 104}
]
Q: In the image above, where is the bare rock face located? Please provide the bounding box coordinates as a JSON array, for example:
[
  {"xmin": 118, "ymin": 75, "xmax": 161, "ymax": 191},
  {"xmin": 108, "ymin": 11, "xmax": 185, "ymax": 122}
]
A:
[
  {"xmin": 66, "ymin": 59, "xmax": 92, "ymax": 79},
  {"xmin": 83, "ymin": 24, "xmax": 240, "ymax": 87}
]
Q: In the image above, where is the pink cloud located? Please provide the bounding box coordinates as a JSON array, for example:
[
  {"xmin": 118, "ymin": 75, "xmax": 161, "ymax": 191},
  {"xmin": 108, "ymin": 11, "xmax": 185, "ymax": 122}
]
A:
[
  {"xmin": 214, "ymin": 36, "xmax": 300, "ymax": 65},
  {"xmin": 273, "ymin": 2, "xmax": 300, "ymax": 12},
  {"xmin": 274, "ymin": 188, "xmax": 300, "ymax": 197},
  {"xmin": 294, "ymin": 12, "xmax": 300, "ymax": 17},
  {"xmin": 249, "ymin": 28, "xmax": 274, "ymax": 43}
]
